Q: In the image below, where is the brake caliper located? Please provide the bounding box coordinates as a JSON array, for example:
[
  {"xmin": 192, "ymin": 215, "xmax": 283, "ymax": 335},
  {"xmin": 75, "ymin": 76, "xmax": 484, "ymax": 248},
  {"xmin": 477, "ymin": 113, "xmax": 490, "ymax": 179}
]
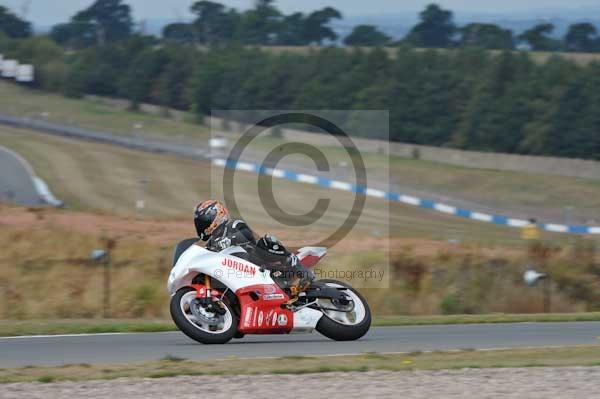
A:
[{"xmin": 189, "ymin": 284, "xmax": 226, "ymax": 316}]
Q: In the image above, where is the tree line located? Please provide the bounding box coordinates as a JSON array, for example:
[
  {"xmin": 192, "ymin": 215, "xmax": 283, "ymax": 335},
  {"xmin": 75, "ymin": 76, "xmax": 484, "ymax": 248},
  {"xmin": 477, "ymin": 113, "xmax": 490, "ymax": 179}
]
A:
[
  {"xmin": 2, "ymin": 1, "xmax": 600, "ymax": 51},
  {"xmin": 0, "ymin": 1, "xmax": 599, "ymax": 160}
]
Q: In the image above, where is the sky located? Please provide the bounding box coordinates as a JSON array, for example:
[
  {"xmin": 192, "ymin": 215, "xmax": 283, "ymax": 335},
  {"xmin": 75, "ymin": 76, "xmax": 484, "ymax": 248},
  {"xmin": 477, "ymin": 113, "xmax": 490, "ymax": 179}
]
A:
[{"xmin": 2, "ymin": 0, "xmax": 600, "ymax": 27}]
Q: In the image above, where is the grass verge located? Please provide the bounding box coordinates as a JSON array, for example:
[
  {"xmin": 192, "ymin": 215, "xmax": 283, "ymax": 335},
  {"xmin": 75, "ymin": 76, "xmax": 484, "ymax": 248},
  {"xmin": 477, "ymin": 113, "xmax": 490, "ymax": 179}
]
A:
[
  {"xmin": 2, "ymin": 313, "xmax": 600, "ymax": 337},
  {"xmin": 1, "ymin": 345, "xmax": 599, "ymax": 383},
  {"xmin": 0, "ymin": 319, "xmax": 176, "ymax": 337}
]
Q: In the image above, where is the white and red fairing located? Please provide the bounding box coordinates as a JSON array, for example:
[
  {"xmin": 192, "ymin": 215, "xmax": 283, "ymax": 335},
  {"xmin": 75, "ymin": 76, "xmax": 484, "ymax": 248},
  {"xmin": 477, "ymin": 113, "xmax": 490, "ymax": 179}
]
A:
[{"xmin": 168, "ymin": 244, "xmax": 326, "ymax": 334}]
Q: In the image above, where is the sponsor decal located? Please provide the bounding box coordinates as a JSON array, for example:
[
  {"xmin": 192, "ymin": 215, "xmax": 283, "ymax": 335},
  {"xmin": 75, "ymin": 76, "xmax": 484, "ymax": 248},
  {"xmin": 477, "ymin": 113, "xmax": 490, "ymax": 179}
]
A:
[
  {"xmin": 264, "ymin": 293, "xmax": 285, "ymax": 301},
  {"xmin": 244, "ymin": 307, "xmax": 254, "ymax": 328},
  {"xmin": 221, "ymin": 258, "xmax": 256, "ymax": 276},
  {"xmin": 258, "ymin": 311, "xmax": 264, "ymax": 327},
  {"xmin": 277, "ymin": 314, "xmax": 288, "ymax": 326},
  {"xmin": 263, "ymin": 285, "xmax": 276, "ymax": 294},
  {"xmin": 266, "ymin": 310, "xmax": 276, "ymax": 327}
]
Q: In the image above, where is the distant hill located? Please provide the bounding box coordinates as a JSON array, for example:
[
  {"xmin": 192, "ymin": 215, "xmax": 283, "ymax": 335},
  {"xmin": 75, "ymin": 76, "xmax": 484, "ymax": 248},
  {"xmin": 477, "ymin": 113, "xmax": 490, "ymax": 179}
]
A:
[
  {"xmin": 334, "ymin": 10, "xmax": 600, "ymax": 41},
  {"xmin": 134, "ymin": 15, "xmax": 600, "ymax": 43}
]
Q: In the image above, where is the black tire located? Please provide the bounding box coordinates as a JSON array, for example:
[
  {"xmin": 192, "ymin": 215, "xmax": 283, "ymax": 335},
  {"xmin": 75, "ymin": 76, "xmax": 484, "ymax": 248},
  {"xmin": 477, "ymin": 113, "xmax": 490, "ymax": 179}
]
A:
[
  {"xmin": 170, "ymin": 287, "xmax": 238, "ymax": 344},
  {"xmin": 315, "ymin": 279, "xmax": 371, "ymax": 341},
  {"xmin": 234, "ymin": 331, "xmax": 245, "ymax": 339}
]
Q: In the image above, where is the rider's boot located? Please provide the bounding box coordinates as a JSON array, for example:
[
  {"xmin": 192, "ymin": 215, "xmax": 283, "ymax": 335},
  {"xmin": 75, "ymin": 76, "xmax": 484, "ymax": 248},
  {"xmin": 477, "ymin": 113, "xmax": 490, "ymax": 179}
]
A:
[{"xmin": 285, "ymin": 259, "xmax": 315, "ymax": 304}]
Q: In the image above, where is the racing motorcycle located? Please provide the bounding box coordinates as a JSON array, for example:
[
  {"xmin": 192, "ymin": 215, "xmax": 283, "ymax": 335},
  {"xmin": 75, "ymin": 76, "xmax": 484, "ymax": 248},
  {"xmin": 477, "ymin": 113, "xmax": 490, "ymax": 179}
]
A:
[{"xmin": 167, "ymin": 240, "xmax": 371, "ymax": 344}]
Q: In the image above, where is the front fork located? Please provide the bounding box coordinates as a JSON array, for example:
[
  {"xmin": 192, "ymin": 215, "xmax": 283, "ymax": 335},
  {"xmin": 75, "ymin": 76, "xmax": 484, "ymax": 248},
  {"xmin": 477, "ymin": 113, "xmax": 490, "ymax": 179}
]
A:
[
  {"xmin": 204, "ymin": 274, "xmax": 212, "ymax": 296},
  {"xmin": 190, "ymin": 274, "xmax": 212, "ymax": 298}
]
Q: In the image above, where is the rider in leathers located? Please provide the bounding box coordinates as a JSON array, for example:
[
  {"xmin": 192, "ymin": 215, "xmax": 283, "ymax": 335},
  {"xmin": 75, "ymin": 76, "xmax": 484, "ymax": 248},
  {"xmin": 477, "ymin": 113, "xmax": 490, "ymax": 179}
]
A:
[{"xmin": 194, "ymin": 200, "xmax": 314, "ymax": 291}]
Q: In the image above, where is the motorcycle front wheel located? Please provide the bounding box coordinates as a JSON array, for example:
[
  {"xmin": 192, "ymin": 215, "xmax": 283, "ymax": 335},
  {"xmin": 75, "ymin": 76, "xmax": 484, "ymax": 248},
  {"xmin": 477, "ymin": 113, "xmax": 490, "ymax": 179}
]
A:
[
  {"xmin": 315, "ymin": 279, "xmax": 371, "ymax": 341},
  {"xmin": 170, "ymin": 287, "xmax": 238, "ymax": 344}
]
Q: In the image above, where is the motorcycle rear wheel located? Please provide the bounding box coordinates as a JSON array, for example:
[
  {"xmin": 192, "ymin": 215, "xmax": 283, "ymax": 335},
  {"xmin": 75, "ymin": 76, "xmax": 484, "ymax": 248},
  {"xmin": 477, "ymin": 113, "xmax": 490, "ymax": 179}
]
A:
[
  {"xmin": 315, "ymin": 279, "xmax": 371, "ymax": 341},
  {"xmin": 170, "ymin": 287, "xmax": 238, "ymax": 344}
]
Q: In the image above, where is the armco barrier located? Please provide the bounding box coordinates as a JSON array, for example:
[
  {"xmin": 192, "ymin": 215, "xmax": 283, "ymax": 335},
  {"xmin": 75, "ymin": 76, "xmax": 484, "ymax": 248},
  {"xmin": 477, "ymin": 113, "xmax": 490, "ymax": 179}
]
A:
[{"xmin": 213, "ymin": 158, "xmax": 600, "ymax": 235}]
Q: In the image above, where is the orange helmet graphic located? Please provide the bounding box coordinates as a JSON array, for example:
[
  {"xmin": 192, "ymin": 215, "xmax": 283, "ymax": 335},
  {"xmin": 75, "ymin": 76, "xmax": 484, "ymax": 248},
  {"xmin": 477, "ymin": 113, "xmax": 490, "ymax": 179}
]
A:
[{"xmin": 194, "ymin": 200, "xmax": 230, "ymax": 240}]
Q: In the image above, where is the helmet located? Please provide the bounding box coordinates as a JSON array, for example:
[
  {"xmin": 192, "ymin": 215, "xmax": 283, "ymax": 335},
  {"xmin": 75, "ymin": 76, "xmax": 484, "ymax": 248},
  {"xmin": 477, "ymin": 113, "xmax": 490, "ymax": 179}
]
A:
[
  {"xmin": 257, "ymin": 234, "xmax": 289, "ymax": 257},
  {"xmin": 194, "ymin": 200, "xmax": 229, "ymax": 241}
]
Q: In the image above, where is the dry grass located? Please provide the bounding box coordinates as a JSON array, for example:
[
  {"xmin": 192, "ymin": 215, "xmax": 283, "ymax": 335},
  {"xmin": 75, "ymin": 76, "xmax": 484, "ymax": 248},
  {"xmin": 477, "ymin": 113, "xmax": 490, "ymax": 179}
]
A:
[
  {"xmin": 258, "ymin": 46, "xmax": 600, "ymax": 66},
  {"xmin": 0, "ymin": 81, "xmax": 209, "ymax": 143},
  {"xmin": 0, "ymin": 205, "xmax": 596, "ymax": 319},
  {"xmin": 3, "ymin": 78, "xmax": 599, "ymax": 227},
  {"xmin": 527, "ymin": 50, "xmax": 600, "ymax": 66},
  {"xmin": 1, "ymin": 346, "xmax": 600, "ymax": 383},
  {"xmin": 0, "ymin": 219, "xmax": 172, "ymax": 319},
  {"xmin": 2, "ymin": 79, "xmax": 600, "ymax": 225},
  {"xmin": 248, "ymin": 136, "xmax": 600, "ymax": 223},
  {"xmin": 0, "ymin": 125, "xmax": 537, "ymax": 245},
  {"xmin": 0, "ymin": 125, "xmax": 210, "ymax": 217},
  {"xmin": 0, "ymin": 204, "xmax": 390, "ymax": 319},
  {"xmin": 370, "ymin": 243, "xmax": 600, "ymax": 315}
]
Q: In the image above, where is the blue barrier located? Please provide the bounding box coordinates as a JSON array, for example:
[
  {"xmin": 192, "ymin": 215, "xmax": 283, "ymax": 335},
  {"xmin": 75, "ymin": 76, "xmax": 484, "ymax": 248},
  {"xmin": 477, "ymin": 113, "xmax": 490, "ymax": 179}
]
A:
[{"xmin": 214, "ymin": 158, "xmax": 600, "ymax": 235}]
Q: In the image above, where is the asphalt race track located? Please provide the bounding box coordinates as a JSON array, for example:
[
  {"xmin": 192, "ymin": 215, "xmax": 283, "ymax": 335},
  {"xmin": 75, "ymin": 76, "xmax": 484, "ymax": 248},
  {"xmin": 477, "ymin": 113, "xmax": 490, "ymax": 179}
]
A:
[
  {"xmin": 0, "ymin": 145, "xmax": 40, "ymax": 206},
  {"xmin": 1, "ymin": 322, "xmax": 598, "ymax": 367}
]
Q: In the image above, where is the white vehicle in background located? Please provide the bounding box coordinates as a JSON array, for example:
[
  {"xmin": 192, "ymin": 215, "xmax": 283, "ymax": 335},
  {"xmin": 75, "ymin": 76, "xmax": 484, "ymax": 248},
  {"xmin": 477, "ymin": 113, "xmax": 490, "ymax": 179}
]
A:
[
  {"xmin": 1, "ymin": 59, "xmax": 18, "ymax": 78},
  {"xmin": 16, "ymin": 64, "xmax": 34, "ymax": 83}
]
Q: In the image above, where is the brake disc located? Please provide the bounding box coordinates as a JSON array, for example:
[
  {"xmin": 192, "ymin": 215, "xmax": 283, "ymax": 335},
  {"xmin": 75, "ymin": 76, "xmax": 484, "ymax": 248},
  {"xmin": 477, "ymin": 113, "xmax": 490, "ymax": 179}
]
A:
[{"xmin": 190, "ymin": 298, "xmax": 221, "ymax": 325}]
